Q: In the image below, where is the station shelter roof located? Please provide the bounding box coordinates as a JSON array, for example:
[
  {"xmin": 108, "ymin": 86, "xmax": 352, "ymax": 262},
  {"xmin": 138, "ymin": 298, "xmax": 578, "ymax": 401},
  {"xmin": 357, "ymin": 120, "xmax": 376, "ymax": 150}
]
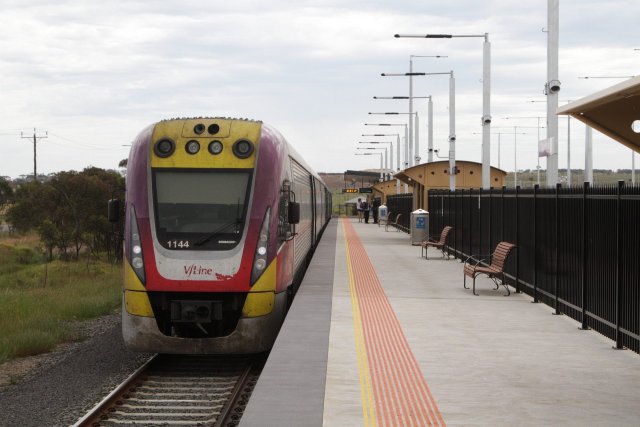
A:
[
  {"xmin": 557, "ymin": 76, "xmax": 640, "ymax": 153},
  {"xmin": 393, "ymin": 160, "xmax": 507, "ymax": 188}
]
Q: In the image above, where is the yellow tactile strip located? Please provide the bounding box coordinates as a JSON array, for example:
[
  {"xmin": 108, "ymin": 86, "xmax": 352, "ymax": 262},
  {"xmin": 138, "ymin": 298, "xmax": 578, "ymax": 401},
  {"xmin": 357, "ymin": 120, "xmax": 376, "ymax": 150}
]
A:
[{"xmin": 343, "ymin": 218, "xmax": 445, "ymax": 427}]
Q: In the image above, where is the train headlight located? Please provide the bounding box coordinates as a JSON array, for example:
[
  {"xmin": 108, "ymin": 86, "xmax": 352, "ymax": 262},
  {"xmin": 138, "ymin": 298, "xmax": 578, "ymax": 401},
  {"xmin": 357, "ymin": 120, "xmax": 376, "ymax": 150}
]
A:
[
  {"xmin": 185, "ymin": 140, "xmax": 200, "ymax": 154},
  {"xmin": 232, "ymin": 139, "xmax": 254, "ymax": 159},
  {"xmin": 128, "ymin": 206, "xmax": 146, "ymax": 284},
  {"xmin": 154, "ymin": 139, "xmax": 175, "ymax": 158},
  {"xmin": 208, "ymin": 124, "xmax": 220, "ymax": 135},
  {"xmin": 251, "ymin": 207, "xmax": 271, "ymax": 285},
  {"xmin": 254, "ymin": 258, "xmax": 267, "ymax": 271},
  {"xmin": 208, "ymin": 140, "xmax": 223, "ymax": 155},
  {"xmin": 193, "ymin": 123, "xmax": 206, "ymax": 135}
]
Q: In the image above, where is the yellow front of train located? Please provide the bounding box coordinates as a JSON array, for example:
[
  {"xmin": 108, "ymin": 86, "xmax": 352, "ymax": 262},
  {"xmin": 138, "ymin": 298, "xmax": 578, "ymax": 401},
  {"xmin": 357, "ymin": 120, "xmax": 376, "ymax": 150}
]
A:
[{"xmin": 121, "ymin": 117, "xmax": 293, "ymax": 354}]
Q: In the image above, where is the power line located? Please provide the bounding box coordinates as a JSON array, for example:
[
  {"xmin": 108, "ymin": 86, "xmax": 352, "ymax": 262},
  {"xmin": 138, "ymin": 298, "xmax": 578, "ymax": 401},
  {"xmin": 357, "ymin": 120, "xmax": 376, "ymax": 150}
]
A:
[{"xmin": 21, "ymin": 128, "xmax": 47, "ymax": 182}]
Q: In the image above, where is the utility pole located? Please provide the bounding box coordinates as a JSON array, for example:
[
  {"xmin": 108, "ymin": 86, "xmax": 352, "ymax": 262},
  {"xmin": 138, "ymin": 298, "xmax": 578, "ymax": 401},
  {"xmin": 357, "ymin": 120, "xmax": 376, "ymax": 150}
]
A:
[{"xmin": 21, "ymin": 128, "xmax": 48, "ymax": 182}]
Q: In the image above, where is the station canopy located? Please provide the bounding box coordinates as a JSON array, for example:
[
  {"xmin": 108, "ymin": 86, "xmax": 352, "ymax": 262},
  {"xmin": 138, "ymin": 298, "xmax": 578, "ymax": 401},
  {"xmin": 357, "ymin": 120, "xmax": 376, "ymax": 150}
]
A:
[{"xmin": 557, "ymin": 76, "xmax": 640, "ymax": 152}]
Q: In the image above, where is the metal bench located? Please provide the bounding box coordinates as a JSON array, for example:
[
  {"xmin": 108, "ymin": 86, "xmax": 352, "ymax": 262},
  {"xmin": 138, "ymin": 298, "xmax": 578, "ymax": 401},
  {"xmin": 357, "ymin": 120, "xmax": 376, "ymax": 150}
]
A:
[
  {"xmin": 385, "ymin": 213, "xmax": 402, "ymax": 232},
  {"xmin": 378, "ymin": 211, "xmax": 391, "ymax": 227},
  {"xmin": 463, "ymin": 241, "xmax": 515, "ymax": 296},
  {"xmin": 421, "ymin": 226, "xmax": 453, "ymax": 259}
]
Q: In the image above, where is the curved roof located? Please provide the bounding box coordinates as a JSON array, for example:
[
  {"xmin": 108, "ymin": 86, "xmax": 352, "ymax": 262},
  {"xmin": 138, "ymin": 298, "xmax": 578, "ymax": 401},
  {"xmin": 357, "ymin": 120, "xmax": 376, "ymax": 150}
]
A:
[{"xmin": 557, "ymin": 76, "xmax": 640, "ymax": 152}]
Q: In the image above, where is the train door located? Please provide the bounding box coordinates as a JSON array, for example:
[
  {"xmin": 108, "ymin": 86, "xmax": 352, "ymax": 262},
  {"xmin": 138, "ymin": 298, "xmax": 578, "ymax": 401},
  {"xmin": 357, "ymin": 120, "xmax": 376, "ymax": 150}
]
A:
[{"xmin": 290, "ymin": 159, "xmax": 313, "ymax": 277}]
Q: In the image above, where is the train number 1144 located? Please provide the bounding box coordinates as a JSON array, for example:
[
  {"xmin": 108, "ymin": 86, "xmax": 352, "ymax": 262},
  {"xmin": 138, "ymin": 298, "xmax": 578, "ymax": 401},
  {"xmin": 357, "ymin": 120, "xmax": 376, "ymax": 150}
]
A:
[{"xmin": 167, "ymin": 240, "xmax": 190, "ymax": 249}]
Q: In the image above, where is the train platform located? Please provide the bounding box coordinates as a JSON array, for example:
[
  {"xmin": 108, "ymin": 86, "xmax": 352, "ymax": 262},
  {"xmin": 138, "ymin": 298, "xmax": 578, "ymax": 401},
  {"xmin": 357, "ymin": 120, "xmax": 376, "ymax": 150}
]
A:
[{"xmin": 240, "ymin": 217, "xmax": 640, "ymax": 427}]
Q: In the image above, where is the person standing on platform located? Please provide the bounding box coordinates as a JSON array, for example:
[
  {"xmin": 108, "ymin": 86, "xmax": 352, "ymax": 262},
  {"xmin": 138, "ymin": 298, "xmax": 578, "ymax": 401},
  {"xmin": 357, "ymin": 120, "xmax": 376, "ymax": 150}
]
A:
[
  {"xmin": 362, "ymin": 198, "xmax": 370, "ymax": 223},
  {"xmin": 372, "ymin": 197, "xmax": 381, "ymax": 224},
  {"xmin": 356, "ymin": 198, "xmax": 363, "ymax": 222}
]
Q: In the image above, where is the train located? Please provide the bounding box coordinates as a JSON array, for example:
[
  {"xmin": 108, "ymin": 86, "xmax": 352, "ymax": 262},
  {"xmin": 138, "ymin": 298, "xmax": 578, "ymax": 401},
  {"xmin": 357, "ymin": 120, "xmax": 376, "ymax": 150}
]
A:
[{"xmin": 111, "ymin": 117, "xmax": 331, "ymax": 353}]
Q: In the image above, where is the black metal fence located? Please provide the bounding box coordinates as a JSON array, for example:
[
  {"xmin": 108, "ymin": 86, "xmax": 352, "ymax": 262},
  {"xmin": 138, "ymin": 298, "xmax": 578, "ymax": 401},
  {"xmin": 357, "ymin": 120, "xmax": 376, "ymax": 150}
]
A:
[
  {"xmin": 428, "ymin": 182, "xmax": 640, "ymax": 354},
  {"xmin": 385, "ymin": 194, "xmax": 413, "ymax": 232}
]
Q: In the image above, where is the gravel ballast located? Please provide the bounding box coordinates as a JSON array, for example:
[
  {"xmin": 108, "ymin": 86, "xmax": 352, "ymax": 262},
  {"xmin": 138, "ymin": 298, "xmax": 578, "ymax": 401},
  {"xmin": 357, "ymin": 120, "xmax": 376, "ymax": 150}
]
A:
[{"xmin": 0, "ymin": 312, "xmax": 151, "ymax": 427}]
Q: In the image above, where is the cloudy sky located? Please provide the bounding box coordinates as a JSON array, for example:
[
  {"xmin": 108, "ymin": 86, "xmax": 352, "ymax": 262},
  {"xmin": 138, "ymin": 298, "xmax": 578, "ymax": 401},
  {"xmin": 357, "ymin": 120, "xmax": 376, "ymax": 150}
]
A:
[{"xmin": 0, "ymin": 0, "xmax": 638, "ymax": 179}]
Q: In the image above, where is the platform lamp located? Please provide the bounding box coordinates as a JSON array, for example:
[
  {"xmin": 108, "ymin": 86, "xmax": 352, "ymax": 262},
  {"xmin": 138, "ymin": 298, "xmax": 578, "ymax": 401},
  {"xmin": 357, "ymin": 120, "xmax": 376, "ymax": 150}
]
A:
[
  {"xmin": 365, "ymin": 123, "xmax": 409, "ymax": 193},
  {"xmin": 493, "ymin": 125, "xmax": 547, "ymax": 187},
  {"xmin": 355, "ymin": 152, "xmax": 384, "ymax": 182},
  {"xmin": 380, "ymin": 68, "xmax": 448, "ymax": 166},
  {"xmin": 356, "ymin": 146, "xmax": 389, "ymax": 176},
  {"xmin": 505, "ymin": 115, "xmax": 545, "ymax": 185},
  {"xmin": 368, "ymin": 112, "xmax": 418, "ymax": 170},
  {"xmin": 358, "ymin": 142, "xmax": 393, "ymax": 178},
  {"xmin": 361, "ymin": 134, "xmax": 399, "ymax": 171},
  {"xmin": 374, "ymin": 96, "xmax": 433, "ymax": 163},
  {"xmin": 396, "ymin": 32, "xmax": 491, "ymax": 190},
  {"xmin": 472, "ymin": 131, "xmax": 526, "ymax": 171},
  {"xmin": 380, "ymin": 72, "xmax": 452, "ymax": 167}
]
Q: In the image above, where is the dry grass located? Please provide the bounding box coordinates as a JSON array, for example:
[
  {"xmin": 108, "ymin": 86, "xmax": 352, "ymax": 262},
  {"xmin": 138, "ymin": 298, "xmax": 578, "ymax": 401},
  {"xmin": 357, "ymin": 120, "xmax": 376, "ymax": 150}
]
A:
[{"xmin": 0, "ymin": 234, "xmax": 122, "ymax": 364}]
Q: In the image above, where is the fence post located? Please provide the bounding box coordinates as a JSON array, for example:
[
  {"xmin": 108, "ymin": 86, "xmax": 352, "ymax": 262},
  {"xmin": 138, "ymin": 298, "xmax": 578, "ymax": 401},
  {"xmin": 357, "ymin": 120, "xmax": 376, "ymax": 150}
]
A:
[
  {"xmin": 580, "ymin": 181, "xmax": 590, "ymax": 329},
  {"xmin": 469, "ymin": 188, "xmax": 473, "ymax": 258},
  {"xmin": 460, "ymin": 189, "xmax": 466, "ymax": 261},
  {"xmin": 478, "ymin": 188, "xmax": 483, "ymax": 256},
  {"xmin": 614, "ymin": 180, "xmax": 624, "ymax": 349},
  {"xmin": 488, "ymin": 187, "xmax": 493, "ymax": 255},
  {"xmin": 532, "ymin": 184, "xmax": 539, "ymax": 302},
  {"xmin": 515, "ymin": 185, "xmax": 520, "ymax": 293},
  {"xmin": 452, "ymin": 190, "xmax": 457, "ymax": 259},
  {"xmin": 501, "ymin": 186, "xmax": 506, "ymax": 241},
  {"xmin": 554, "ymin": 183, "xmax": 562, "ymax": 315}
]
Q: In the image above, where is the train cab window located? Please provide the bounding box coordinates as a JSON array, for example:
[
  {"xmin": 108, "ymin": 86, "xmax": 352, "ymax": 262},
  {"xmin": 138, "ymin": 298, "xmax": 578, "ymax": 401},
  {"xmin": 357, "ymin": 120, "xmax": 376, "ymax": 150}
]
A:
[{"xmin": 152, "ymin": 170, "xmax": 252, "ymax": 250}]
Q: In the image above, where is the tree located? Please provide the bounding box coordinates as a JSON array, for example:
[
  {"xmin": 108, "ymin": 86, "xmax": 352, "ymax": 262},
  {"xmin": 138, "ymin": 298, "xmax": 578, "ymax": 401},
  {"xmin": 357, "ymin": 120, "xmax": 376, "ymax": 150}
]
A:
[
  {"xmin": 6, "ymin": 167, "xmax": 125, "ymax": 260},
  {"xmin": 38, "ymin": 219, "xmax": 59, "ymax": 261},
  {"xmin": 6, "ymin": 181, "xmax": 55, "ymax": 232},
  {"xmin": 0, "ymin": 177, "xmax": 13, "ymax": 208}
]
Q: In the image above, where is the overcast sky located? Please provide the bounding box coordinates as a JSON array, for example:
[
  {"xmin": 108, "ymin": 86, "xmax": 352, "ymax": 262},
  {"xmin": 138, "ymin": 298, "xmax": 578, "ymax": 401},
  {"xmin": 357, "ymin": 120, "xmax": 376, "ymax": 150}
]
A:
[{"xmin": 0, "ymin": 0, "xmax": 638, "ymax": 179}]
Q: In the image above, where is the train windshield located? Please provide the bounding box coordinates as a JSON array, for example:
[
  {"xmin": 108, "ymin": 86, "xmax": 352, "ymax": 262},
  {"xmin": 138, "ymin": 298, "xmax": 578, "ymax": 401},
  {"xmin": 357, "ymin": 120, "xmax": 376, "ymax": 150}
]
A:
[{"xmin": 152, "ymin": 170, "xmax": 252, "ymax": 250}]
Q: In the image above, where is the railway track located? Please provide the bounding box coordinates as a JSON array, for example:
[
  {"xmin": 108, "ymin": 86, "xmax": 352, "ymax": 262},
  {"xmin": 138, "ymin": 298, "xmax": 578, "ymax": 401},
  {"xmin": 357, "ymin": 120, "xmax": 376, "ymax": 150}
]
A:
[{"xmin": 74, "ymin": 353, "xmax": 265, "ymax": 427}]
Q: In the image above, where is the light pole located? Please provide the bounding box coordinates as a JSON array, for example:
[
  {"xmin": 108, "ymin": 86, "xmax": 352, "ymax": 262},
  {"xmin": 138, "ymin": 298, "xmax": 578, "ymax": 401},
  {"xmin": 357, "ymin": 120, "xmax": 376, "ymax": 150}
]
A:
[
  {"xmin": 357, "ymin": 146, "xmax": 389, "ymax": 174},
  {"xmin": 362, "ymin": 134, "xmax": 398, "ymax": 172},
  {"xmin": 368, "ymin": 113, "xmax": 417, "ymax": 169},
  {"xmin": 396, "ymin": 32, "xmax": 491, "ymax": 189},
  {"xmin": 473, "ymin": 131, "xmax": 526, "ymax": 171},
  {"xmin": 365, "ymin": 123, "xmax": 408, "ymax": 193},
  {"xmin": 494, "ymin": 125, "xmax": 542, "ymax": 187},
  {"xmin": 380, "ymin": 71, "xmax": 452, "ymax": 168},
  {"xmin": 545, "ymin": 0, "xmax": 561, "ymax": 187},
  {"xmin": 505, "ymin": 115, "xmax": 545, "ymax": 185},
  {"xmin": 374, "ymin": 95, "xmax": 433, "ymax": 163},
  {"xmin": 359, "ymin": 141, "xmax": 393, "ymax": 177}
]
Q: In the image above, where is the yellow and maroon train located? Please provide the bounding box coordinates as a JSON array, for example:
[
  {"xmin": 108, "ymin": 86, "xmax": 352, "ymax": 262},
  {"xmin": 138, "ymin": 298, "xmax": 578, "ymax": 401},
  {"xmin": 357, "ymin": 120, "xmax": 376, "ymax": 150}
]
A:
[{"xmin": 113, "ymin": 117, "xmax": 330, "ymax": 353}]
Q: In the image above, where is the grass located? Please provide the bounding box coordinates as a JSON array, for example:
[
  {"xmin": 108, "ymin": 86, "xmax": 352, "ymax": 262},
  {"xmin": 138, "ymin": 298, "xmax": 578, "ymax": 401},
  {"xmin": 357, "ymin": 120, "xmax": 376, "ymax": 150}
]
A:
[{"xmin": 0, "ymin": 236, "xmax": 122, "ymax": 364}]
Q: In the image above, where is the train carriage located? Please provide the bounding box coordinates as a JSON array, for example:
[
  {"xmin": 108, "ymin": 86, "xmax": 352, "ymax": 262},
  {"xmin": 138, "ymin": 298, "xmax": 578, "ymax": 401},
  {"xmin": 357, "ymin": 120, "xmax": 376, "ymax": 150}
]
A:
[{"xmin": 115, "ymin": 117, "xmax": 329, "ymax": 353}]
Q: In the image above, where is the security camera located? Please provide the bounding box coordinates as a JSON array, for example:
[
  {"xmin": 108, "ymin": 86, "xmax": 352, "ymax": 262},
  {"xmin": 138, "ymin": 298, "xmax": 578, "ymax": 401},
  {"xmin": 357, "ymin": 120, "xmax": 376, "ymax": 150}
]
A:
[
  {"xmin": 546, "ymin": 80, "xmax": 561, "ymax": 94},
  {"xmin": 482, "ymin": 115, "xmax": 492, "ymax": 125},
  {"xmin": 449, "ymin": 135, "xmax": 456, "ymax": 141}
]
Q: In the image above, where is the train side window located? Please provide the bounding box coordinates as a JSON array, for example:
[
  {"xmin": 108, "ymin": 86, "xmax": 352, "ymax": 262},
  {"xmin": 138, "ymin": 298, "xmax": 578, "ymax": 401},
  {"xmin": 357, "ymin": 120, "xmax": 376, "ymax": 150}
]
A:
[{"xmin": 278, "ymin": 180, "xmax": 296, "ymax": 241}]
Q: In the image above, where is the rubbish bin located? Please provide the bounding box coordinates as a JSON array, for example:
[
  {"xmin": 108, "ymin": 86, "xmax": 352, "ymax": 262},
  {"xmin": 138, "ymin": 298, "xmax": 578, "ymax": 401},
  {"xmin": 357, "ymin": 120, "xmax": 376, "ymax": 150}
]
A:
[
  {"xmin": 378, "ymin": 204, "xmax": 388, "ymax": 222},
  {"xmin": 410, "ymin": 209, "xmax": 429, "ymax": 246}
]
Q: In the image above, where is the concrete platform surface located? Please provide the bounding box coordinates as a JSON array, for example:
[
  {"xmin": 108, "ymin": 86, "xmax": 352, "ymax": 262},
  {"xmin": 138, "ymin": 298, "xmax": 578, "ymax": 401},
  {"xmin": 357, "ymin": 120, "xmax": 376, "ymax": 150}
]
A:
[{"xmin": 243, "ymin": 218, "xmax": 640, "ymax": 427}]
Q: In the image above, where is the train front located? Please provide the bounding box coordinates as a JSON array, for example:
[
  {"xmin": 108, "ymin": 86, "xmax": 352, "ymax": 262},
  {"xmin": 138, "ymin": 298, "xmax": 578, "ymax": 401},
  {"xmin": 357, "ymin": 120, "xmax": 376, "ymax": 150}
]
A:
[{"xmin": 122, "ymin": 117, "xmax": 292, "ymax": 354}]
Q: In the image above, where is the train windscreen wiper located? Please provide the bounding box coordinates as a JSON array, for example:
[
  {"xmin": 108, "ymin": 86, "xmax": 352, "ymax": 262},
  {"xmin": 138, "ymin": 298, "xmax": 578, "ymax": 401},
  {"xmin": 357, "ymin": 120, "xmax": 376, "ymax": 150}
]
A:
[{"xmin": 193, "ymin": 219, "xmax": 242, "ymax": 246}]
